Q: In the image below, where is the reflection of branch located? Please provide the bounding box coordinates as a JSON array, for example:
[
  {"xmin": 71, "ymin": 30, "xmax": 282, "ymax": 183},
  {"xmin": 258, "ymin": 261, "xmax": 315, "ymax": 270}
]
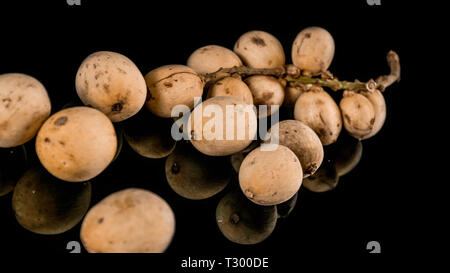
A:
[{"xmin": 199, "ymin": 50, "xmax": 401, "ymax": 93}]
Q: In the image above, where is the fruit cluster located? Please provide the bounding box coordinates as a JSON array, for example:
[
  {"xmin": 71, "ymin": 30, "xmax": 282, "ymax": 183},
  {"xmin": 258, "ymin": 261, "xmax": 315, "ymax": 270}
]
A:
[{"xmin": 0, "ymin": 27, "xmax": 400, "ymax": 252}]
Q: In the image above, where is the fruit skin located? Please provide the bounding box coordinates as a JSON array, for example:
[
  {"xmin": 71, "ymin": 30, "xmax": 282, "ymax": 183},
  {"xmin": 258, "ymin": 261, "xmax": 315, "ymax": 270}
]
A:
[
  {"xmin": 239, "ymin": 145, "xmax": 303, "ymax": 205},
  {"xmin": 291, "ymin": 26, "xmax": 335, "ymax": 74},
  {"xmin": 145, "ymin": 65, "xmax": 204, "ymax": 118},
  {"xmin": 12, "ymin": 167, "xmax": 91, "ymax": 235},
  {"xmin": 0, "ymin": 146, "xmax": 28, "ymax": 196},
  {"xmin": 207, "ymin": 77, "xmax": 253, "ymax": 106},
  {"xmin": 234, "ymin": 30, "xmax": 285, "ymax": 68},
  {"xmin": 294, "ymin": 86, "xmax": 342, "ymax": 145},
  {"xmin": 216, "ymin": 189, "xmax": 277, "ymax": 245},
  {"xmin": 188, "ymin": 96, "xmax": 257, "ymax": 156},
  {"xmin": 264, "ymin": 120, "xmax": 323, "ymax": 177},
  {"xmin": 302, "ymin": 160, "xmax": 339, "ymax": 193},
  {"xmin": 340, "ymin": 91, "xmax": 375, "ymax": 139},
  {"xmin": 187, "ymin": 45, "xmax": 242, "ymax": 74},
  {"xmin": 75, "ymin": 51, "xmax": 147, "ymax": 122},
  {"xmin": 80, "ymin": 188, "xmax": 175, "ymax": 253},
  {"xmin": 35, "ymin": 106, "xmax": 117, "ymax": 182},
  {"xmin": 0, "ymin": 73, "xmax": 51, "ymax": 148},
  {"xmin": 244, "ymin": 75, "xmax": 285, "ymax": 118},
  {"xmin": 360, "ymin": 90, "xmax": 386, "ymax": 139},
  {"xmin": 283, "ymin": 86, "xmax": 302, "ymax": 107},
  {"xmin": 165, "ymin": 144, "xmax": 230, "ymax": 200}
]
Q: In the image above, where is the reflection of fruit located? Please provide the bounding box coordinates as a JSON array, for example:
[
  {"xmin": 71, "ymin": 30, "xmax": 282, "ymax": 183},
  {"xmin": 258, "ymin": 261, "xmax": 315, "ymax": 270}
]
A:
[
  {"xmin": 80, "ymin": 188, "xmax": 175, "ymax": 253},
  {"xmin": 276, "ymin": 192, "xmax": 298, "ymax": 218},
  {"xmin": 124, "ymin": 111, "xmax": 176, "ymax": 159},
  {"xmin": 216, "ymin": 189, "xmax": 277, "ymax": 245},
  {"xmin": 291, "ymin": 27, "xmax": 335, "ymax": 74},
  {"xmin": 239, "ymin": 145, "xmax": 303, "ymax": 205},
  {"xmin": 75, "ymin": 51, "xmax": 147, "ymax": 122},
  {"xmin": 165, "ymin": 144, "xmax": 230, "ymax": 200},
  {"xmin": 302, "ymin": 160, "xmax": 338, "ymax": 193},
  {"xmin": 234, "ymin": 30, "xmax": 285, "ymax": 69},
  {"xmin": 12, "ymin": 167, "xmax": 91, "ymax": 234},
  {"xmin": 0, "ymin": 146, "xmax": 27, "ymax": 196},
  {"xmin": 330, "ymin": 135, "xmax": 363, "ymax": 176},
  {"xmin": 264, "ymin": 120, "xmax": 323, "ymax": 177},
  {"xmin": 294, "ymin": 86, "xmax": 342, "ymax": 145},
  {"xmin": 35, "ymin": 106, "xmax": 117, "ymax": 182},
  {"xmin": 0, "ymin": 73, "xmax": 51, "ymax": 148}
]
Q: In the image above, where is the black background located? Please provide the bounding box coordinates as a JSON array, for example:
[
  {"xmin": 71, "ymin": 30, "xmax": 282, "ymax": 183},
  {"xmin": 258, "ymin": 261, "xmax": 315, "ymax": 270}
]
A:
[{"xmin": 0, "ymin": 0, "xmax": 423, "ymax": 270}]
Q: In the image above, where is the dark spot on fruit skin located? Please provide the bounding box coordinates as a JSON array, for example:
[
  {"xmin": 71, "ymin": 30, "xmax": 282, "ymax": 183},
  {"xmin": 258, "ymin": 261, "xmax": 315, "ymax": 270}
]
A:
[
  {"xmin": 54, "ymin": 116, "xmax": 68, "ymax": 126},
  {"xmin": 370, "ymin": 118, "xmax": 375, "ymax": 125},
  {"xmin": 357, "ymin": 103, "xmax": 361, "ymax": 109},
  {"xmin": 225, "ymin": 88, "xmax": 231, "ymax": 94},
  {"xmin": 58, "ymin": 141, "xmax": 65, "ymax": 146},
  {"xmin": 272, "ymin": 191, "xmax": 278, "ymax": 196},
  {"xmin": 111, "ymin": 102, "xmax": 124, "ymax": 113},
  {"xmin": 117, "ymin": 67, "xmax": 127, "ymax": 74},
  {"xmin": 164, "ymin": 82, "xmax": 173, "ymax": 88},
  {"xmin": 93, "ymin": 64, "xmax": 98, "ymax": 69},
  {"xmin": 305, "ymin": 32, "xmax": 311, "ymax": 38},
  {"xmin": 98, "ymin": 218, "xmax": 104, "ymax": 224},
  {"xmin": 317, "ymin": 128, "xmax": 327, "ymax": 139},
  {"xmin": 103, "ymin": 84, "xmax": 110, "ymax": 92},
  {"xmin": 268, "ymin": 60, "xmax": 272, "ymax": 65},
  {"xmin": 262, "ymin": 92, "xmax": 273, "ymax": 100},
  {"xmin": 18, "ymin": 96, "xmax": 22, "ymax": 102},
  {"xmin": 344, "ymin": 114, "xmax": 351, "ymax": 123},
  {"xmin": 230, "ymin": 213, "xmax": 240, "ymax": 224},
  {"xmin": 171, "ymin": 162, "xmax": 180, "ymax": 174},
  {"xmin": 95, "ymin": 72, "xmax": 104, "ymax": 80},
  {"xmin": 44, "ymin": 137, "xmax": 51, "ymax": 143},
  {"xmin": 2, "ymin": 98, "xmax": 12, "ymax": 108},
  {"xmin": 251, "ymin": 36, "xmax": 266, "ymax": 46}
]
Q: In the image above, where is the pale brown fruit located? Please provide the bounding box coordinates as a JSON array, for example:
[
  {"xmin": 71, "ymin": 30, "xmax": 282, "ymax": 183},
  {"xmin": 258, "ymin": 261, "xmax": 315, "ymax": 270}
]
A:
[
  {"xmin": 234, "ymin": 30, "xmax": 285, "ymax": 68},
  {"xmin": 123, "ymin": 111, "xmax": 176, "ymax": 159},
  {"xmin": 340, "ymin": 91, "xmax": 375, "ymax": 139},
  {"xmin": 216, "ymin": 189, "xmax": 277, "ymax": 245},
  {"xmin": 330, "ymin": 135, "xmax": 363, "ymax": 176},
  {"xmin": 75, "ymin": 51, "xmax": 146, "ymax": 122},
  {"xmin": 145, "ymin": 65, "xmax": 204, "ymax": 118},
  {"xmin": 187, "ymin": 45, "xmax": 242, "ymax": 74},
  {"xmin": 188, "ymin": 96, "xmax": 257, "ymax": 156},
  {"xmin": 0, "ymin": 73, "xmax": 51, "ymax": 148},
  {"xmin": 294, "ymin": 86, "xmax": 342, "ymax": 145},
  {"xmin": 207, "ymin": 77, "xmax": 253, "ymax": 105},
  {"xmin": 244, "ymin": 75, "xmax": 285, "ymax": 118},
  {"xmin": 360, "ymin": 90, "xmax": 386, "ymax": 139},
  {"xmin": 283, "ymin": 86, "xmax": 302, "ymax": 107},
  {"xmin": 36, "ymin": 106, "xmax": 117, "ymax": 182},
  {"xmin": 80, "ymin": 188, "xmax": 175, "ymax": 253},
  {"xmin": 12, "ymin": 167, "xmax": 91, "ymax": 235},
  {"xmin": 165, "ymin": 144, "xmax": 230, "ymax": 200},
  {"xmin": 291, "ymin": 26, "xmax": 335, "ymax": 74},
  {"xmin": 264, "ymin": 120, "xmax": 323, "ymax": 177},
  {"xmin": 239, "ymin": 145, "xmax": 303, "ymax": 205},
  {"xmin": 302, "ymin": 160, "xmax": 338, "ymax": 193}
]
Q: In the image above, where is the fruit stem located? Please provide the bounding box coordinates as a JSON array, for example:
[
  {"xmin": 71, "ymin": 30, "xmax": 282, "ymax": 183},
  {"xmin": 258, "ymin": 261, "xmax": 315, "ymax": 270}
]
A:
[{"xmin": 200, "ymin": 50, "xmax": 400, "ymax": 93}]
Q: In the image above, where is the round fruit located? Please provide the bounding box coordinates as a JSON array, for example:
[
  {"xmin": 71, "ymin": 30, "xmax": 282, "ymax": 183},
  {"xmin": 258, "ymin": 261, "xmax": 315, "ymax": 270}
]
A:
[
  {"xmin": 216, "ymin": 189, "xmax": 277, "ymax": 245},
  {"xmin": 145, "ymin": 65, "xmax": 204, "ymax": 118},
  {"xmin": 0, "ymin": 73, "xmax": 51, "ymax": 148},
  {"xmin": 0, "ymin": 146, "xmax": 27, "ymax": 196},
  {"xmin": 302, "ymin": 160, "xmax": 338, "ymax": 193},
  {"xmin": 207, "ymin": 77, "xmax": 253, "ymax": 105},
  {"xmin": 124, "ymin": 111, "xmax": 176, "ymax": 159},
  {"xmin": 340, "ymin": 91, "xmax": 375, "ymax": 139},
  {"xmin": 80, "ymin": 188, "xmax": 175, "ymax": 253},
  {"xmin": 264, "ymin": 120, "xmax": 323, "ymax": 177},
  {"xmin": 244, "ymin": 75, "xmax": 284, "ymax": 118},
  {"xmin": 188, "ymin": 96, "xmax": 257, "ymax": 156},
  {"xmin": 165, "ymin": 144, "xmax": 230, "ymax": 200},
  {"xmin": 36, "ymin": 106, "xmax": 117, "ymax": 182},
  {"xmin": 75, "ymin": 51, "xmax": 147, "ymax": 122},
  {"xmin": 291, "ymin": 26, "xmax": 335, "ymax": 74},
  {"xmin": 361, "ymin": 90, "xmax": 386, "ymax": 139},
  {"xmin": 294, "ymin": 86, "xmax": 342, "ymax": 145},
  {"xmin": 234, "ymin": 30, "xmax": 285, "ymax": 68},
  {"xmin": 12, "ymin": 167, "xmax": 91, "ymax": 234},
  {"xmin": 187, "ymin": 45, "xmax": 242, "ymax": 74},
  {"xmin": 239, "ymin": 145, "xmax": 303, "ymax": 205}
]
